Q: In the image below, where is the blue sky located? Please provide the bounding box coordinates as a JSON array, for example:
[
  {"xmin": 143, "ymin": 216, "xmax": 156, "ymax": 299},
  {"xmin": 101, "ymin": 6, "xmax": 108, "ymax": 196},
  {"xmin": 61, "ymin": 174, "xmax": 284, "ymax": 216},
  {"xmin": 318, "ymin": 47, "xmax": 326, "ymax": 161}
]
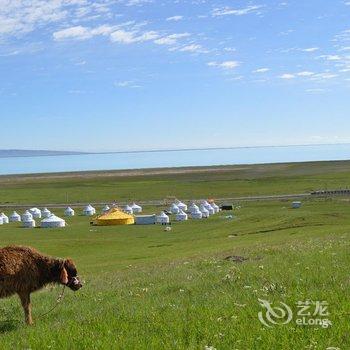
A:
[{"xmin": 1, "ymin": 0, "xmax": 350, "ymax": 152}]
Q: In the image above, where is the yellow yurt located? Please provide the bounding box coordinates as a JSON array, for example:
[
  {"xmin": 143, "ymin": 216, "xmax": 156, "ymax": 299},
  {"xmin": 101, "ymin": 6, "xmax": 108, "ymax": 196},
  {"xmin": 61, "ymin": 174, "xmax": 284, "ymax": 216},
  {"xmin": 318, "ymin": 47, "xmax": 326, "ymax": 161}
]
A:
[{"xmin": 93, "ymin": 208, "xmax": 134, "ymax": 226}]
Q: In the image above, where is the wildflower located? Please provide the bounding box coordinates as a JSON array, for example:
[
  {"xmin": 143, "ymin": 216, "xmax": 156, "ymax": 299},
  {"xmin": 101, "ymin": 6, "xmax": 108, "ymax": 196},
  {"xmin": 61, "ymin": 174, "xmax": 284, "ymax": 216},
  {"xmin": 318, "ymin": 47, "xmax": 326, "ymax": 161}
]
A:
[
  {"xmin": 214, "ymin": 332, "xmax": 224, "ymax": 338},
  {"xmin": 222, "ymin": 274, "xmax": 232, "ymax": 281},
  {"xmin": 234, "ymin": 303, "xmax": 246, "ymax": 308}
]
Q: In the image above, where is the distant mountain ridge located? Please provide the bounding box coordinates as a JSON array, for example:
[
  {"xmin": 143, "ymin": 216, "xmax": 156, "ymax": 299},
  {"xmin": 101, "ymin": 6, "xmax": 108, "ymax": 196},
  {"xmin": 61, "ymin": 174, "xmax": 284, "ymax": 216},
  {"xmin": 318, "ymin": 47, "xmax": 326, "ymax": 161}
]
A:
[{"xmin": 0, "ymin": 150, "xmax": 88, "ymax": 158}]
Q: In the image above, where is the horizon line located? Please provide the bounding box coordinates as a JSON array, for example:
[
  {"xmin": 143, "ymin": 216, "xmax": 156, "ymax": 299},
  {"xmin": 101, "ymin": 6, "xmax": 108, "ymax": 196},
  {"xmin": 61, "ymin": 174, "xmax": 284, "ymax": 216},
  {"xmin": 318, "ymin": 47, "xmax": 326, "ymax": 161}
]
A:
[{"xmin": 2, "ymin": 142, "xmax": 350, "ymax": 156}]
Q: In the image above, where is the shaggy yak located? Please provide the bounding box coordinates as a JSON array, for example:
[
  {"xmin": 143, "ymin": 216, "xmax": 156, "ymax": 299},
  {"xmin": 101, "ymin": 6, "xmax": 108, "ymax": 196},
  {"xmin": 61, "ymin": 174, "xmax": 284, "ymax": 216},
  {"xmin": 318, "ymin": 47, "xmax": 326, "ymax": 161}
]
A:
[{"xmin": 0, "ymin": 245, "xmax": 82, "ymax": 325}]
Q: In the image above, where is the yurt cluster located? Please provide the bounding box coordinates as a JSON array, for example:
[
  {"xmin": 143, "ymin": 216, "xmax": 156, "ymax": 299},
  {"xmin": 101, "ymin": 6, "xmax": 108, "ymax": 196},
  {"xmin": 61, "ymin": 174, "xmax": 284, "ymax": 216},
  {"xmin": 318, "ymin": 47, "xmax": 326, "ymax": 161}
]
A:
[
  {"xmin": 0, "ymin": 208, "xmax": 66, "ymax": 228},
  {"xmin": 0, "ymin": 200, "xmax": 222, "ymax": 229}
]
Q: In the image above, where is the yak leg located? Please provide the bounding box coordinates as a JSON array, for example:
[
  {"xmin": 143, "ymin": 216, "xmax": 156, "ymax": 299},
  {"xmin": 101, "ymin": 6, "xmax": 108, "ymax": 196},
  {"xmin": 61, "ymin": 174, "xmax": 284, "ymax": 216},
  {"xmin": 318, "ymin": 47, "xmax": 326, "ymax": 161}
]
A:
[{"xmin": 18, "ymin": 292, "xmax": 33, "ymax": 325}]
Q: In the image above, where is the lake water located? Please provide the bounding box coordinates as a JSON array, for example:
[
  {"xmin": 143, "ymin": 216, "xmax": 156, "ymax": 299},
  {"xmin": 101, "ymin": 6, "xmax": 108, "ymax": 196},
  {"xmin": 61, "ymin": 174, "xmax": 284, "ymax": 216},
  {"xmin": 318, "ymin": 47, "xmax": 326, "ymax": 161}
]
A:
[{"xmin": 1, "ymin": 144, "xmax": 350, "ymax": 176}]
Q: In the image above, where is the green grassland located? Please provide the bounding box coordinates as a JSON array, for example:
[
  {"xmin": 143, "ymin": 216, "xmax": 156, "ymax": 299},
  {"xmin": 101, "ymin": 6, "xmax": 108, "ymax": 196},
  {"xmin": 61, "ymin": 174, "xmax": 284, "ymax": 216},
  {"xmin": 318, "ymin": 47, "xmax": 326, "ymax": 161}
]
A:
[
  {"xmin": 1, "ymin": 162, "xmax": 350, "ymax": 349},
  {"xmin": 1, "ymin": 160, "xmax": 350, "ymax": 205}
]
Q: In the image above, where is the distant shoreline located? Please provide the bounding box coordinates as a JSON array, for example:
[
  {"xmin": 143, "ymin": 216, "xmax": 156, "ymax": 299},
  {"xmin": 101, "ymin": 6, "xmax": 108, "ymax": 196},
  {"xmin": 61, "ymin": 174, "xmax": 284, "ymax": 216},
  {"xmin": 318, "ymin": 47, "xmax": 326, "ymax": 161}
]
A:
[
  {"xmin": 0, "ymin": 150, "xmax": 88, "ymax": 159},
  {"xmin": 1, "ymin": 144, "xmax": 349, "ymax": 176},
  {"xmin": 1, "ymin": 159, "xmax": 350, "ymax": 181},
  {"xmin": 1, "ymin": 142, "xmax": 350, "ymax": 159}
]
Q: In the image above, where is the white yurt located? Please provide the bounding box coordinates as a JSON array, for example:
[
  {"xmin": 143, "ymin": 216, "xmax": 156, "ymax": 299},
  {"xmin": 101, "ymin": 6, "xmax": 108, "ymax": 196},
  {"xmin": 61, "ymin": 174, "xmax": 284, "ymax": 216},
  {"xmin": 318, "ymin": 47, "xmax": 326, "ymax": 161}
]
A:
[
  {"xmin": 0, "ymin": 213, "xmax": 9, "ymax": 224},
  {"xmin": 29, "ymin": 208, "xmax": 41, "ymax": 219},
  {"xmin": 21, "ymin": 210, "xmax": 33, "ymax": 222},
  {"xmin": 0, "ymin": 217, "xmax": 3, "ymax": 225},
  {"xmin": 102, "ymin": 205, "xmax": 110, "ymax": 214},
  {"xmin": 64, "ymin": 207, "xmax": 75, "ymax": 217},
  {"xmin": 170, "ymin": 203, "xmax": 180, "ymax": 214},
  {"xmin": 200, "ymin": 205, "xmax": 210, "ymax": 218},
  {"xmin": 191, "ymin": 208, "xmax": 203, "ymax": 219},
  {"xmin": 41, "ymin": 214, "xmax": 66, "ymax": 228},
  {"xmin": 156, "ymin": 211, "xmax": 170, "ymax": 224},
  {"xmin": 176, "ymin": 210, "xmax": 188, "ymax": 221},
  {"xmin": 124, "ymin": 205, "xmax": 133, "ymax": 215},
  {"xmin": 202, "ymin": 200, "xmax": 210, "ymax": 207},
  {"xmin": 131, "ymin": 203, "xmax": 142, "ymax": 213},
  {"xmin": 203, "ymin": 201, "xmax": 215, "ymax": 214},
  {"xmin": 206, "ymin": 205, "xmax": 215, "ymax": 215},
  {"xmin": 23, "ymin": 219, "xmax": 36, "ymax": 228},
  {"xmin": 176, "ymin": 201, "xmax": 188, "ymax": 212},
  {"xmin": 9, "ymin": 211, "xmax": 21, "ymax": 222},
  {"xmin": 211, "ymin": 202, "xmax": 220, "ymax": 213},
  {"xmin": 83, "ymin": 205, "xmax": 96, "ymax": 216},
  {"xmin": 188, "ymin": 203, "xmax": 199, "ymax": 214},
  {"xmin": 42, "ymin": 208, "xmax": 51, "ymax": 218}
]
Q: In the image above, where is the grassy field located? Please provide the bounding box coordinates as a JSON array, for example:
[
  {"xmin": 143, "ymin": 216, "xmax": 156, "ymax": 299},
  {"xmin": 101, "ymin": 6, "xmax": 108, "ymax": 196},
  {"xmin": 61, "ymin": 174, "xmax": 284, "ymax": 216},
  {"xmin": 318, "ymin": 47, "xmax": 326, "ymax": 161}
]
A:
[
  {"xmin": 1, "ymin": 161, "xmax": 350, "ymax": 205},
  {"xmin": 1, "ymin": 162, "xmax": 350, "ymax": 349}
]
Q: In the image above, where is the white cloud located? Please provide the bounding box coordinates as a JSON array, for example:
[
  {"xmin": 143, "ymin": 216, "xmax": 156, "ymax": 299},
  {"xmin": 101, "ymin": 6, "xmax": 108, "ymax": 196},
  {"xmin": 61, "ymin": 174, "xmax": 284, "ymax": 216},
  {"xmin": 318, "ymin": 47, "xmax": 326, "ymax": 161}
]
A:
[
  {"xmin": 74, "ymin": 59, "xmax": 86, "ymax": 65},
  {"xmin": 178, "ymin": 44, "xmax": 203, "ymax": 53},
  {"xmin": 296, "ymin": 71, "xmax": 314, "ymax": 77},
  {"xmin": 90, "ymin": 24, "xmax": 116, "ymax": 36},
  {"xmin": 0, "ymin": 0, "xmax": 68, "ymax": 36},
  {"xmin": 208, "ymin": 61, "xmax": 240, "ymax": 69},
  {"xmin": 166, "ymin": 16, "xmax": 183, "ymax": 21},
  {"xmin": 306, "ymin": 88, "xmax": 327, "ymax": 93},
  {"xmin": 54, "ymin": 25, "xmax": 160, "ymax": 44},
  {"xmin": 223, "ymin": 47, "xmax": 236, "ymax": 52},
  {"xmin": 253, "ymin": 68, "xmax": 270, "ymax": 73},
  {"xmin": 0, "ymin": 0, "xmax": 116, "ymax": 38},
  {"xmin": 53, "ymin": 25, "xmax": 90, "ymax": 40},
  {"xmin": 334, "ymin": 29, "xmax": 350, "ymax": 43},
  {"xmin": 279, "ymin": 71, "xmax": 317, "ymax": 79},
  {"xmin": 212, "ymin": 5, "xmax": 263, "ymax": 17},
  {"xmin": 154, "ymin": 33, "xmax": 190, "ymax": 45},
  {"xmin": 0, "ymin": 1, "xmax": 155, "ymax": 39},
  {"xmin": 301, "ymin": 47, "xmax": 319, "ymax": 52},
  {"xmin": 125, "ymin": 0, "xmax": 153, "ymax": 6},
  {"xmin": 319, "ymin": 55, "xmax": 342, "ymax": 61},
  {"xmin": 53, "ymin": 24, "xmax": 115, "ymax": 40},
  {"xmin": 111, "ymin": 29, "xmax": 159, "ymax": 44},
  {"xmin": 110, "ymin": 29, "xmax": 139, "ymax": 43},
  {"xmin": 279, "ymin": 73, "xmax": 295, "ymax": 79},
  {"xmin": 115, "ymin": 80, "xmax": 141, "ymax": 88},
  {"xmin": 52, "ymin": 20, "xmax": 197, "ymax": 58},
  {"xmin": 137, "ymin": 30, "xmax": 159, "ymax": 41},
  {"xmin": 279, "ymin": 29, "xmax": 295, "ymax": 36},
  {"xmin": 312, "ymin": 72, "xmax": 338, "ymax": 79}
]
